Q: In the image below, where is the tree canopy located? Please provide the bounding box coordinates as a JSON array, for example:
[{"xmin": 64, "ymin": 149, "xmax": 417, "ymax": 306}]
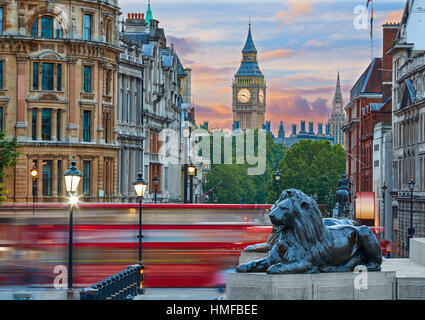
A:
[
  {"xmin": 269, "ymin": 139, "xmax": 346, "ymax": 207},
  {"xmin": 0, "ymin": 131, "xmax": 19, "ymax": 203}
]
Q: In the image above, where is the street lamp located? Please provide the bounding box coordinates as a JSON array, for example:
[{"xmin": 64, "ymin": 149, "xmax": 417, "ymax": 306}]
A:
[
  {"xmin": 30, "ymin": 163, "xmax": 38, "ymax": 216},
  {"xmin": 381, "ymin": 181, "xmax": 388, "ymax": 239},
  {"xmin": 188, "ymin": 164, "xmax": 196, "ymax": 203},
  {"xmin": 352, "ymin": 193, "xmax": 358, "ymax": 220},
  {"xmin": 408, "ymin": 177, "xmax": 415, "ymax": 252},
  {"xmin": 153, "ymin": 175, "xmax": 159, "ymax": 204},
  {"xmin": 328, "ymin": 189, "xmax": 333, "ymax": 216},
  {"xmin": 63, "ymin": 155, "xmax": 82, "ymax": 290},
  {"xmin": 273, "ymin": 169, "xmax": 281, "ymax": 198},
  {"xmin": 133, "ymin": 170, "xmax": 147, "ymax": 294}
]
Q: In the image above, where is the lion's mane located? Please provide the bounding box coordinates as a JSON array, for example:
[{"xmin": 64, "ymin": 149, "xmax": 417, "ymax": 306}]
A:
[{"xmin": 271, "ymin": 189, "xmax": 333, "ymax": 269}]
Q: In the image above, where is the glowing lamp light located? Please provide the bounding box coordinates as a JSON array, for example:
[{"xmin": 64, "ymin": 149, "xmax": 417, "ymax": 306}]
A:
[
  {"xmin": 30, "ymin": 166, "xmax": 39, "ymax": 180},
  {"xmin": 64, "ymin": 156, "xmax": 82, "ymax": 193},
  {"xmin": 69, "ymin": 195, "xmax": 79, "ymax": 206},
  {"xmin": 273, "ymin": 169, "xmax": 281, "ymax": 181},
  {"xmin": 133, "ymin": 171, "xmax": 148, "ymax": 198},
  {"xmin": 187, "ymin": 164, "xmax": 196, "ymax": 176}
]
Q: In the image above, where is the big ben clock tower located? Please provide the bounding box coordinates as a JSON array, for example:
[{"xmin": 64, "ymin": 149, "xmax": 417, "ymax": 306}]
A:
[{"xmin": 232, "ymin": 23, "xmax": 266, "ymax": 130}]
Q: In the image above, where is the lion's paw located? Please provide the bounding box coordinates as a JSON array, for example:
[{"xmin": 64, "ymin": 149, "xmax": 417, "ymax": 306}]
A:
[
  {"xmin": 236, "ymin": 264, "xmax": 249, "ymax": 273},
  {"xmin": 266, "ymin": 264, "xmax": 285, "ymax": 274}
]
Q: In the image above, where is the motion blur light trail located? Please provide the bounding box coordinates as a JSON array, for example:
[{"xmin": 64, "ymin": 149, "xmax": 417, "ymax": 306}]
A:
[{"xmin": 0, "ymin": 204, "xmax": 271, "ymax": 288}]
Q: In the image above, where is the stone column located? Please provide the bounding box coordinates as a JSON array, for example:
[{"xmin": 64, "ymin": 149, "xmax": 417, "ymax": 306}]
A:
[
  {"xmin": 27, "ymin": 108, "xmax": 33, "ymax": 140},
  {"xmin": 67, "ymin": 57, "xmax": 78, "ymax": 142},
  {"xmin": 117, "ymin": 148, "xmax": 121, "ymax": 196},
  {"xmin": 60, "ymin": 110, "xmax": 65, "ymax": 141},
  {"xmin": 52, "ymin": 159, "xmax": 58, "ymax": 199},
  {"xmin": 37, "ymin": 158, "xmax": 43, "ymax": 198},
  {"xmin": 97, "ymin": 63, "xmax": 104, "ymax": 143},
  {"xmin": 93, "ymin": 156, "xmax": 99, "ymax": 200},
  {"xmin": 36, "ymin": 109, "xmax": 42, "ymax": 141},
  {"xmin": 15, "ymin": 54, "xmax": 28, "ymax": 140},
  {"xmin": 130, "ymin": 147, "xmax": 136, "ymax": 199},
  {"xmin": 123, "ymin": 147, "xmax": 129, "ymax": 199},
  {"xmin": 52, "ymin": 109, "xmax": 57, "ymax": 141},
  {"xmin": 113, "ymin": 69, "xmax": 118, "ymax": 142}
]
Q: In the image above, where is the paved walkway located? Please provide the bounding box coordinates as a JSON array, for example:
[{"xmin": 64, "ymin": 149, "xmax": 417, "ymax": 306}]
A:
[{"xmin": 134, "ymin": 288, "xmax": 225, "ymax": 300}]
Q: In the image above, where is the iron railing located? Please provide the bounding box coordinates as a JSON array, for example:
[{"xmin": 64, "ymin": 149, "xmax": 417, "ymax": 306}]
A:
[{"xmin": 80, "ymin": 264, "xmax": 142, "ymax": 300}]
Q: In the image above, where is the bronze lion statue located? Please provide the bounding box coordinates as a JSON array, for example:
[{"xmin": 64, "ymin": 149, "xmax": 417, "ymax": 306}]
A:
[{"xmin": 236, "ymin": 189, "xmax": 382, "ymax": 274}]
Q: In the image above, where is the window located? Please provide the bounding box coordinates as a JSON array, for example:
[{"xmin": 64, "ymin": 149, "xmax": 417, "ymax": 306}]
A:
[
  {"xmin": 104, "ymin": 112, "xmax": 110, "ymax": 144},
  {"xmin": 374, "ymin": 160, "xmax": 379, "ymax": 168},
  {"xmin": 42, "ymin": 63, "xmax": 54, "ymax": 91},
  {"xmin": 33, "ymin": 62, "xmax": 39, "ymax": 90},
  {"xmin": 83, "ymin": 161, "xmax": 91, "ymax": 196},
  {"xmin": 83, "ymin": 14, "xmax": 92, "ymax": 40},
  {"xmin": 84, "ymin": 66, "xmax": 92, "ymax": 93},
  {"xmin": 31, "ymin": 16, "xmax": 63, "ymax": 38},
  {"xmin": 31, "ymin": 18, "xmax": 39, "ymax": 36},
  {"xmin": 0, "ymin": 7, "xmax": 3, "ymax": 35},
  {"xmin": 41, "ymin": 16, "xmax": 53, "ymax": 38},
  {"xmin": 56, "ymin": 64, "xmax": 62, "ymax": 91},
  {"xmin": 32, "ymin": 109, "xmax": 37, "ymax": 140},
  {"xmin": 57, "ymin": 109, "xmax": 61, "ymax": 141},
  {"xmin": 57, "ymin": 160, "xmax": 62, "ymax": 196},
  {"xmin": 42, "ymin": 109, "xmax": 52, "ymax": 140},
  {"xmin": 0, "ymin": 61, "xmax": 3, "ymax": 88},
  {"xmin": 0, "ymin": 7, "xmax": 3, "ymax": 34},
  {"xmin": 83, "ymin": 110, "xmax": 91, "ymax": 142},
  {"xmin": 374, "ymin": 144, "xmax": 379, "ymax": 151},
  {"xmin": 42, "ymin": 160, "xmax": 52, "ymax": 196},
  {"xmin": 55, "ymin": 20, "xmax": 63, "ymax": 39},
  {"xmin": 0, "ymin": 106, "xmax": 3, "ymax": 132}
]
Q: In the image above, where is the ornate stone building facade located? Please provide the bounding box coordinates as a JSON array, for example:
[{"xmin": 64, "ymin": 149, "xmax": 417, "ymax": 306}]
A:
[
  {"xmin": 119, "ymin": 8, "xmax": 192, "ymax": 203},
  {"xmin": 0, "ymin": 0, "xmax": 121, "ymax": 202},
  {"xmin": 389, "ymin": 0, "xmax": 425, "ymax": 256},
  {"xmin": 232, "ymin": 24, "xmax": 266, "ymax": 130}
]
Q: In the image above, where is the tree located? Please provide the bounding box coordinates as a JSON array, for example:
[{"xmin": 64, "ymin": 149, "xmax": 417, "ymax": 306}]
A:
[
  {"xmin": 268, "ymin": 139, "xmax": 345, "ymax": 207},
  {"xmin": 203, "ymin": 131, "xmax": 285, "ymax": 204},
  {"xmin": 0, "ymin": 131, "xmax": 19, "ymax": 203}
]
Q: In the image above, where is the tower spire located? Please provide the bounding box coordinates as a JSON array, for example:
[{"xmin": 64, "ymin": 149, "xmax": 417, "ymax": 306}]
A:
[
  {"xmin": 146, "ymin": 0, "xmax": 153, "ymax": 28},
  {"xmin": 333, "ymin": 71, "xmax": 343, "ymax": 109},
  {"xmin": 242, "ymin": 22, "xmax": 257, "ymax": 54}
]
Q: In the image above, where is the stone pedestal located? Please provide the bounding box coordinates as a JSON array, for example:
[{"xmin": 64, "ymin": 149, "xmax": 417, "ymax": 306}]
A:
[
  {"xmin": 226, "ymin": 271, "xmax": 396, "ymax": 300},
  {"xmin": 231, "ymin": 238, "xmax": 425, "ymax": 300}
]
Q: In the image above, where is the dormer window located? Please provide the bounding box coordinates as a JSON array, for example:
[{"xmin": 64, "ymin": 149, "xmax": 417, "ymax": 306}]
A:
[{"xmin": 30, "ymin": 16, "xmax": 64, "ymax": 39}]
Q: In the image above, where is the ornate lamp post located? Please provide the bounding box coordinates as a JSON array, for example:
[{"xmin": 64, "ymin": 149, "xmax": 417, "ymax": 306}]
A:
[
  {"xmin": 381, "ymin": 181, "xmax": 388, "ymax": 239},
  {"xmin": 328, "ymin": 189, "xmax": 333, "ymax": 216},
  {"xmin": 273, "ymin": 169, "xmax": 281, "ymax": 198},
  {"xmin": 133, "ymin": 170, "xmax": 147, "ymax": 294},
  {"xmin": 408, "ymin": 177, "xmax": 415, "ymax": 252},
  {"xmin": 30, "ymin": 163, "xmax": 39, "ymax": 217},
  {"xmin": 63, "ymin": 155, "xmax": 82, "ymax": 290},
  {"xmin": 153, "ymin": 175, "xmax": 159, "ymax": 204},
  {"xmin": 352, "ymin": 193, "xmax": 358, "ymax": 220},
  {"xmin": 188, "ymin": 163, "xmax": 196, "ymax": 203}
]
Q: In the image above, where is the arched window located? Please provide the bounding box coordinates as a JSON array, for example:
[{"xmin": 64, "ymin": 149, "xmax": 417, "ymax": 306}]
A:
[{"xmin": 30, "ymin": 15, "xmax": 63, "ymax": 39}]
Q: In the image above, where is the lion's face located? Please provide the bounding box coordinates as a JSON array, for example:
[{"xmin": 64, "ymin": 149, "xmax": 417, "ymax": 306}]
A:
[{"xmin": 268, "ymin": 198, "xmax": 296, "ymax": 227}]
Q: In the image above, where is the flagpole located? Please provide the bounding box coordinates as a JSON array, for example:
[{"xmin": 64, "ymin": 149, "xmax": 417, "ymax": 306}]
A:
[{"xmin": 371, "ymin": 0, "xmax": 373, "ymax": 61}]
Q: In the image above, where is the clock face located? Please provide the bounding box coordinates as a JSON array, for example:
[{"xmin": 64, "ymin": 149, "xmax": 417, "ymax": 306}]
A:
[
  {"xmin": 237, "ymin": 88, "xmax": 251, "ymax": 103},
  {"xmin": 259, "ymin": 89, "xmax": 264, "ymax": 103}
]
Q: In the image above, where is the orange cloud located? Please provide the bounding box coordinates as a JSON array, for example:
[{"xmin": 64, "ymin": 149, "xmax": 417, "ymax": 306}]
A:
[
  {"xmin": 274, "ymin": 0, "xmax": 313, "ymax": 24},
  {"xmin": 384, "ymin": 9, "xmax": 403, "ymax": 23},
  {"xmin": 260, "ymin": 49, "xmax": 295, "ymax": 61}
]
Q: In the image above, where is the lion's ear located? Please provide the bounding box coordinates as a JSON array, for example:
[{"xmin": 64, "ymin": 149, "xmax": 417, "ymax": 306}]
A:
[{"xmin": 300, "ymin": 201, "xmax": 309, "ymax": 210}]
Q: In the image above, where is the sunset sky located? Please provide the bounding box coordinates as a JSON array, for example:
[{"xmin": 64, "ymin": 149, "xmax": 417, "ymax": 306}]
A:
[{"xmin": 119, "ymin": 0, "xmax": 405, "ymax": 136}]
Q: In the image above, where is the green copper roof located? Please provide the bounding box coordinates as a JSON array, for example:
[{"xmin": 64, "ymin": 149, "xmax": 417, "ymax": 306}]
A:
[{"xmin": 146, "ymin": 0, "xmax": 153, "ymax": 27}]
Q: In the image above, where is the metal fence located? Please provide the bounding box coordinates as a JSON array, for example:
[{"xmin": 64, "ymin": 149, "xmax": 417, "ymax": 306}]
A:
[{"xmin": 80, "ymin": 264, "xmax": 142, "ymax": 300}]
